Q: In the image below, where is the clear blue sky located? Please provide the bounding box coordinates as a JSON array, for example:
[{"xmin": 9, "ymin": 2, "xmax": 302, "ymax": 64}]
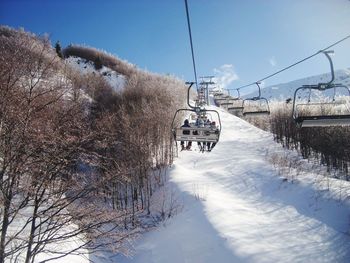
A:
[{"xmin": 1, "ymin": 0, "xmax": 350, "ymax": 94}]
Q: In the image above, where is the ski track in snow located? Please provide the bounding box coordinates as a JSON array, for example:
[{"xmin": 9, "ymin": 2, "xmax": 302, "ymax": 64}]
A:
[{"xmin": 104, "ymin": 106, "xmax": 350, "ymax": 263}]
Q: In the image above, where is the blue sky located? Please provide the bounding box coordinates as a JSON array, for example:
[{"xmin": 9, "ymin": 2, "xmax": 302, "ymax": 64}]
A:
[{"xmin": 1, "ymin": 0, "xmax": 350, "ymax": 94}]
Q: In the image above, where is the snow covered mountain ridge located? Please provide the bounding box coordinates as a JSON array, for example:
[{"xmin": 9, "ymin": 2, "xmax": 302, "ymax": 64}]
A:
[{"xmin": 243, "ymin": 68, "xmax": 350, "ymax": 101}]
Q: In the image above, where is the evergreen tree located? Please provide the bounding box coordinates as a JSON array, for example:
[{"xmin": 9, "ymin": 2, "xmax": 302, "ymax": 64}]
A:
[
  {"xmin": 94, "ymin": 56, "xmax": 103, "ymax": 70},
  {"xmin": 55, "ymin": 41, "xmax": 63, "ymax": 58}
]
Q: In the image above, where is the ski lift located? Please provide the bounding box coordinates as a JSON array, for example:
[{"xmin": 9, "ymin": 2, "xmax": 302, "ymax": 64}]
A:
[
  {"xmin": 215, "ymin": 95, "xmax": 230, "ymax": 103},
  {"xmin": 229, "ymin": 88, "xmax": 242, "ymax": 101},
  {"xmin": 219, "ymin": 91, "xmax": 234, "ymax": 109},
  {"xmin": 242, "ymin": 82, "xmax": 270, "ymax": 116},
  {"xmin": 228, "ymin": 89, "xmax": 244, "ymax": 113},
  {"xmin": 174, "ymin": 0, "xmax": 222, "ymax": 150},
  {"xmin": 292, "ymin": 50, "xmax": 350, "ymax": 127},
  {"xmin": 171, "ymin": 83, "xmax": 222, "ymax": 147},
  {"xmin": 213, "ymin": 91, "xmax": 224, "ymax": 98}
]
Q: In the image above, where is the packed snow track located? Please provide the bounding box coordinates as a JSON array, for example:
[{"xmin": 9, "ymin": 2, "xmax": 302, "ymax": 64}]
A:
[{"xmin": 112, "ymin": 106, "xmax": 350, "ymax": 263}]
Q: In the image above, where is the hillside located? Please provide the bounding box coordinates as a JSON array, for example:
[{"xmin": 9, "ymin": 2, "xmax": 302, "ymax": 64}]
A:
[
  {"xmin": 0, "ymin": 26, "xmax": 188, "ymax": 263},
  {"xmin": 95, "ymin": 105, "xmax": 350, "ymax": 263}
]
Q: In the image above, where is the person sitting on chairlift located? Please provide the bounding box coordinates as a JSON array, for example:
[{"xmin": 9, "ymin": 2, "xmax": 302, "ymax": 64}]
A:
[
  {"xmin": 181, "ymin": 119, "xmax": 192, "ymax": 150},
  {"xmin": 196, "ymin": 118, "xmax": 205, "ymax": 151},
  {"xmin": 207, "ymin": 121, "xmax": 217, "ymax": 152}
]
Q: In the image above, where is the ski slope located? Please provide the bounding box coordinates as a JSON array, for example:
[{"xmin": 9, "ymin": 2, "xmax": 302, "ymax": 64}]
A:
[{"xmin": 112, "ymin": 106, "xmax": 350, "ymax": 263}]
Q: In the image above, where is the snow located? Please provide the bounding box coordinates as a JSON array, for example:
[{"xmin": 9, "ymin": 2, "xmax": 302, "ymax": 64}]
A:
[
  {"xmin": 22, "ymin": 94, "xmax": 349, "ymax": 262},
  {"xmin": 111, "ymin": 105, "xmax": 350, "ymax": 263},
  {"xmin": 66, "ymin": 56, "xmax": 126, "ymax": 92}
]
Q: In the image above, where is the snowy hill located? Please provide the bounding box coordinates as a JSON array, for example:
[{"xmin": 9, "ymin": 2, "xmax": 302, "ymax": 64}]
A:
[
  {"xmin": 244, "ymin": 69, "xmax": 350, "ymax": 101},
  {"xmin": 95, "ymin": 106, "xmax": 350, "ymax": 263},
  {"xmin": 66, "ymin": 56, "xmax": 126, "ymax": 92}
]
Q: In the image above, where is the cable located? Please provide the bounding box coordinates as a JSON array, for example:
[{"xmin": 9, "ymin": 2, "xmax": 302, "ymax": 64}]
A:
[
  {"xmin": 184, "ymin": 0, "xmax": 198, "ymax": 90},
  {"xmin": 230, "ymin": 33, "xmax": 350, "ymax": 91}
]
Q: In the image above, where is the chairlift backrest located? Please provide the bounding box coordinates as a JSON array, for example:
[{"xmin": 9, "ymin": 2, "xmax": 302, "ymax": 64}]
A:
[{"xmin": 242, "ymin": 82, "xmax": 270, "ymax": 116}]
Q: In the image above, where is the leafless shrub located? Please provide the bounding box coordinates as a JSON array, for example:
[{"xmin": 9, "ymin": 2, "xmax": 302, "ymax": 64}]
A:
[
  {"xmin": 62, "ymin": 45, "xmax": 136, "ymax": 77},
  {"xmin": 0, "ymin": 27, "xmax": 186, "ymax": 262},
  {"xmin": 265, "ymin": 101, "xmax": 350, "ymax": 181}
]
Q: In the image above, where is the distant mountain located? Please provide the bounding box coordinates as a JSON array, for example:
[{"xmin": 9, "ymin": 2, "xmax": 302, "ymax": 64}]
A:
[{"xmin": 243, "ymin": 69, "xmax": 350, "ymax": 101}]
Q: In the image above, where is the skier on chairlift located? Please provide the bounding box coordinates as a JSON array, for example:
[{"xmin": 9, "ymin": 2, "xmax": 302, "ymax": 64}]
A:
[
  {"xmin": 207, "ymin": 121, "xmax": 217, "ymax": 151},
  {"xmin": 181, "ymin": 119, "xmax": 192, "ymax": 150}
]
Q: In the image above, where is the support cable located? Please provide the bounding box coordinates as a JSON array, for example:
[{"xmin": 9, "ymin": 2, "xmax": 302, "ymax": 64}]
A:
[
  {"xmin": 184, "ymin": 0, "xmax": 199, "ymax": 90},
  {"xmin": 231, "ymin": 34, "xmax": 350, "ymax": 91}
]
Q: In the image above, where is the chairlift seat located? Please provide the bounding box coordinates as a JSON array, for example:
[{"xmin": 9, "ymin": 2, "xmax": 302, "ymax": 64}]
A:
[
  {"xmin": 215, "ymin": 98, "xmax": 229, "ymax": 102},
  {"xmin": 228, "ymin": 106, "xmax": 244, "ymax": 111},
  {"xmin": 220, "ymin": 102, "xmax": 234, "ymax": 106},
  {"xmin": 291, "ymin": 52, "xmax": 350, "ymax": 128},
  {"xmin": 295, "ymin": 114, "xmax": 350, "ymax": 127},
  {"xmin": 243, "ymin": 110, "xmax": 270, "ymax": 116},
  {"xmin": 173, "ymin": 127, "xmax": 219, "ymax": 143}
]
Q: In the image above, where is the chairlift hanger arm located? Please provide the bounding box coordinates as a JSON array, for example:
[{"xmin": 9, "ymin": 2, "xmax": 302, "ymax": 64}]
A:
[
  {"xmin": 256, "ymin": 82, "xmax": 262, "ymax": 98},
  {"xmin": 184, "ymin": 0, "xmax": 198, "ymax": 90},
  {"xmin": 321, "ymin": 50, "xmax": 335, "ymax": 85},
  {"xmin": 185, "ymin": 82, "xmax": 196, "ymax": 109}
]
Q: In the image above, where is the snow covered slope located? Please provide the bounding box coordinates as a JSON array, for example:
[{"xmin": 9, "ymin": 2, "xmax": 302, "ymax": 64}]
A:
[
  {"xmin": 244, "ymin": 69, "xmax": 350, "ymax": 101},
  {"xmin": 110, "ymin": 106, "xmax": 350, "ymax": 263},
  {"xmin": 66, "ymin": 56, "xmax": 126, "ymax": 92}
]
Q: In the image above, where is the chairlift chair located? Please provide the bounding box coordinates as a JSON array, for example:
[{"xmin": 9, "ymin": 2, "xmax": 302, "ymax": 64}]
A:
[
  {"xmin": 213, "ymin": 91, "xmax": 224, "ymax": 98},
  {"xmin": 228, "ymin": 102, "xmax": 244, "ymax": 112},
  {"xmin": 242, "ymin": 82, "xmax": 270, "ymax": 116},
  {"xmin": 226, "ymin": 89, "xmax": 244, "ymax": 113},
  {"xmin": 220, "ymin": 103, "xmax": 234, "ymax": 111},
  {"xmin": 171, "ymin": 83, "xmax": 222, "ymax": 148},
  {"xmin": 293, "ymin": 84, "xmax": 350, "ymax": 127},
  {"xmin": 229, "ymin": 89, "xmax": 242, "ymax": 101},
  {"xmin": 214, "ymin": 89, "xmax": 231, "ymax": 105},
  {"xmin": 292, "ymin": 51, "xmax": 350, "ymax": 127}
]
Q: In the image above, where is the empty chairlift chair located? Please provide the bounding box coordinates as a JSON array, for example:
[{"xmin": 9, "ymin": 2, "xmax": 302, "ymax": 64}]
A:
[
  {"xmin": 292, "ymin": 51, "xmax": 350, "ymax": 127},
  {"xmin": 242, "ymin": 82, "xmax": 270, "ymax": 116},
  {"xmin": 214, "ymin": 94, "xmax": 230, "ymax": 106},
  {"xmin": 227, "ymin": 89, "xmax": 244, "ymax": 113}
]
